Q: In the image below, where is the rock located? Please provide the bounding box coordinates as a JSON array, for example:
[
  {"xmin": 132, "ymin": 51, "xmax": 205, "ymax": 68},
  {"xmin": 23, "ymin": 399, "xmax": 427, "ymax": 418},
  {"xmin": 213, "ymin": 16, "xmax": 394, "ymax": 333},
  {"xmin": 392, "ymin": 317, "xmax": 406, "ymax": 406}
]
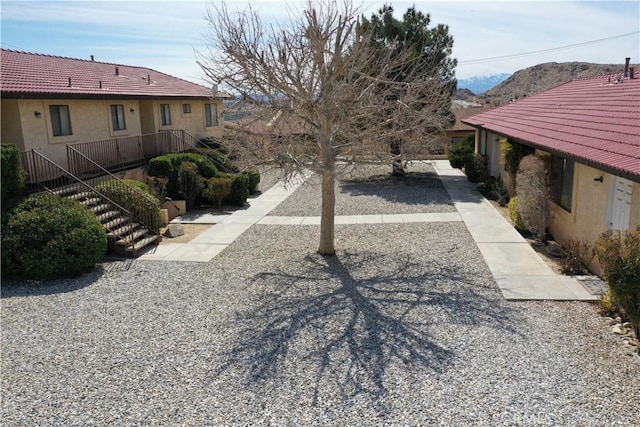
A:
[
  {"xmin": 604, "ymin": 317, "xmax": 617, "ymax": 326},
  {"xmin": 163, "ymin": 223, "xmax": 184, "ymax": 238},
  {"xmin": 612, "ymin": 325, "xmax": 624, "ymax": 335},
  {"xmin": 623, "ymin": 322, "xmax": 631, "ymax": 328},
  {"xmin": 615, "ymin": 316, "xmax": 622, "ymax": 323}
]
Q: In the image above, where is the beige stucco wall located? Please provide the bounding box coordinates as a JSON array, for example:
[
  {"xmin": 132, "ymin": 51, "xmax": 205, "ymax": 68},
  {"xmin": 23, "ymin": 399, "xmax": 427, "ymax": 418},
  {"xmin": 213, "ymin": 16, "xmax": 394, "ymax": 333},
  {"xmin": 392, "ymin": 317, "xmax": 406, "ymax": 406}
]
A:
[
  {"xmin": 148, "ymin": 99, "xmax": 224, "ymax": 140},
  {"xmin": 7, "ymin": 98, "xmax": 142, "ymax": 168},
  {"xmin": 1, "ymin": 99, "xmax": 25, "ymax": 150}
]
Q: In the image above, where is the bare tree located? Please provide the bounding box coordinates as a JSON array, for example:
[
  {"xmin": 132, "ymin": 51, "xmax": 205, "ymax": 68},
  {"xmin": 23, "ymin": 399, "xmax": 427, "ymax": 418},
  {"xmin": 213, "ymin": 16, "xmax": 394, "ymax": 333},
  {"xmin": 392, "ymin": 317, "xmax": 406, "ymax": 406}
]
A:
[{"xmin": 198, "ymin": 0, "xmax": 454, "ymax": 255}]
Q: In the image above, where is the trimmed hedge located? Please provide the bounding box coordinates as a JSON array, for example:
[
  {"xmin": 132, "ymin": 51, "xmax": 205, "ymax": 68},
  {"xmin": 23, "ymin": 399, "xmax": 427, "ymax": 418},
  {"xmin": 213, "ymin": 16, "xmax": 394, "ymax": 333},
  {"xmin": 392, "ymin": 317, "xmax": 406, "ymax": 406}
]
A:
[
  {"xmin": 1, "ymin": 142, "xmax": 26, "ymax": 210},
  {"xmin": 448, "ymin": 135, "xmax": 474, "ymax": 169},
  {"xmin": 147, "ymin": 153, "xmax": 218, "ymax": 198},
  {"xmin": 177, "ymin": 162, "xmax": 203, "ymax": 210},
  {"xmin": 247, "ymin": 170, "xmax": 261, "ymax": 194},
  {"xmin": 95, "ymin": 179, "xmax": 163, "ymax": 231},
  {"xmin": 202, "ymin": 177, "xmax": 233, "ymax": 208},
  {"xmin": 463, "ymin": 153, "xmax": 488, "ymax": 183},
  {"xmin": 1, "ymin": 193, "xmax": 106, "ymax": 280},
  {"xmin": 184, "ymin": 147, "xmax": 238, "ymax": 174},
  {"xmin": 225, "ymin": 174, "xmax": 250, "ymax": 206}
]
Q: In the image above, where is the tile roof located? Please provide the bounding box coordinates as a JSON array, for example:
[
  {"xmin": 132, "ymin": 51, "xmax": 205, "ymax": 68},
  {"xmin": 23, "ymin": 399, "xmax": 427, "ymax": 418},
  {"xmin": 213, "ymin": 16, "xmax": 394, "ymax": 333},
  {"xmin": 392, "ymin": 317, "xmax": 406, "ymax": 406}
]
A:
[
  {"xmin": 450, "ymin": 106, "xmax": 493, "ymax": 132},
  {"xmin": 0, "ymin": 49, "xmax": 230, "ymax": 99},
  {"xmin": 462, "ymin": 74, "xmax": 640, "ymax": 180}
]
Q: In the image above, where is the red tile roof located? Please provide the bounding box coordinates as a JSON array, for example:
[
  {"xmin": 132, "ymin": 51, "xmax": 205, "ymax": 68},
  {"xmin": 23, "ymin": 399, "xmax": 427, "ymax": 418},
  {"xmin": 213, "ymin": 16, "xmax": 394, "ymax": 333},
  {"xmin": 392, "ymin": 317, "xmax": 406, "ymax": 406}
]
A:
[
  {"xmin": 0, "ymin": 49, "xmax": 230, "ymax": 99},
  {"xmin": 462, "ymin": 75, "xmax": 640, "ymax": 180},
  {"xmin": 450, "ymin": 106, "xmax": 493, "ymax": 131}
]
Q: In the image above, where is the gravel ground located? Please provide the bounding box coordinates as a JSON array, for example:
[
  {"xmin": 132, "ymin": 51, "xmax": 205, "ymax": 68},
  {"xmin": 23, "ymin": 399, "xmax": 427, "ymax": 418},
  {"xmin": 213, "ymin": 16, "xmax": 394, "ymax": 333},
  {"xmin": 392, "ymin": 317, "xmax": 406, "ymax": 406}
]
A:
[
  {"xmin": 269, "ymin": 163, "xmax": 455, "ymax": 216},
  {"xmin": 2, "ymin": 167, "xmax": 639, "ymax": 426}
]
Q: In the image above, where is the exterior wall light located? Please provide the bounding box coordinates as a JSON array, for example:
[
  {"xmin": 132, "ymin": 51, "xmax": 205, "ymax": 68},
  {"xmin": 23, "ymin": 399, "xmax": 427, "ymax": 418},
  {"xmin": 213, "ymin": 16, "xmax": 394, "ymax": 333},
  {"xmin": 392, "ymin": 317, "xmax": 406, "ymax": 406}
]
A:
[
  {"xmin": 34, "ymin": 111, "xmax": 41, "ymax": 118},
  {"xmin": 594, "ymin": 176, "xmax": 604, "ymax": 183}
]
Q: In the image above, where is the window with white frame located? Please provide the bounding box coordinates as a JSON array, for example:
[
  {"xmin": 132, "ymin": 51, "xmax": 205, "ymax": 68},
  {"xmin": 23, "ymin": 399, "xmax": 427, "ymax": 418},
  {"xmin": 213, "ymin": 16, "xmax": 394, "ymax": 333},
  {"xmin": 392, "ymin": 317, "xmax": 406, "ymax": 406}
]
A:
[
  {"xmin": 111, "ymin": 104, "xmax": 126, "ymax": 131},
  {"xmin": 160, "ymin": 104, "xmax": 171, "ymax": 125},
  {"xmin": 205, "ymin": 103, "xmax": 218, "ymax": 127},
  {"xmin": 49, "ymin": 105, "xmax": 72, "ymax": 136},
  {"xmin": 479, "ymin": 130, "xmax": 487, "ymax": 155}
]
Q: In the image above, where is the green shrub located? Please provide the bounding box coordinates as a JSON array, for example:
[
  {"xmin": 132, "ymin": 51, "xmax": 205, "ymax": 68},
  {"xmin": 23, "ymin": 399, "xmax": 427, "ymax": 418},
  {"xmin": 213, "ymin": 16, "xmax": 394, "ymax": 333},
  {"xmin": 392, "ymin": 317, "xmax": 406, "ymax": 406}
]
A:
[
  {"xmin": 202, "ymin": 177, "xmax": 233, "ymax": 207},
  {"xmin": 463, "ymin": 153, "xmax": 488, "ymax": 183},
  {"xmin": 247, "ymin": 170, "xmax": 261, "ymax": 194},
  {"xmin": 594, "ymin": 227, "xmax": 640, "ymax": 340},
  {"xmin": 225, "ymin": 174, "xmax": 250, "ymax": 206},
  {"xmin": 178, "ymin": 162, "xmax": 204, "ymax": 210},
  {"xmin": 516, "ymin": 155, "xmax": 550, "ymax": 241},
  {"xmin": 184, "ymin": 147, "xmax": 238, "ymax": 174},
  {"xmin": 447, "ymin": 135, "xmax": 474, "ymax": 169},
  {"xmin": 147, "ymin": 153, "xmax": 217, "ymax": 198},
  {"xmin": 508, "ymin": 196, "xmax": 526, "ymax": 230},
  {"xmin": 1, "ymin": 142, "xmax": 26, "ymax": 210},
  {"xmin": 1, "ymin": 193, "xmax": 106, "ymax": 280},
  {"xmin": 95, "ymin": 179, "xmax": 163, "ymax": 232}
]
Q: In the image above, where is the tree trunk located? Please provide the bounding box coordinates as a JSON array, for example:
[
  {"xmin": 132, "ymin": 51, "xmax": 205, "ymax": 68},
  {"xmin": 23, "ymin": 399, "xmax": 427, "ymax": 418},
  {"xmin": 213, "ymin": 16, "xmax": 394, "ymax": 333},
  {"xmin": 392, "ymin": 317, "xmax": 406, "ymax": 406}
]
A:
[
  {"xmin": 390, "ymin": 139, "xmax": 405, "ymax": 176},
  {"xmin": 318, "ymin": 168, "xmax": 336, "ymax": 255}
]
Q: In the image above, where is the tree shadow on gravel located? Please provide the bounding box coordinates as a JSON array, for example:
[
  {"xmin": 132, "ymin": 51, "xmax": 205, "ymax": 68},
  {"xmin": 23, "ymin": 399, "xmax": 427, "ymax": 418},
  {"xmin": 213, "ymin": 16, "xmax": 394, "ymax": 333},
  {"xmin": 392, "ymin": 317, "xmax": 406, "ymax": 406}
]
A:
[
  {"xmin": 216, "ymin": 251, "xmax": 519, "ymax": 409},
  {"xmin": 340, "ymin": 172, "xmax": 454, "ymax": 208}
]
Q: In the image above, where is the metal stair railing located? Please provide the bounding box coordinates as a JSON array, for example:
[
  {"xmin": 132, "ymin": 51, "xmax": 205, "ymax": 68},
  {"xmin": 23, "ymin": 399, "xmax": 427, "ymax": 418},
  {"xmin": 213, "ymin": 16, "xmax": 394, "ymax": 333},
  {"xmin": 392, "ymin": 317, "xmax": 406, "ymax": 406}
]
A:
[
  {"xmin": 21, "ymin": 149, "xmax": 144, "ymax": 249},
  {"xmin": 164, "ymin": 129, "xmax": 238, "ymax": 174},
  {"xmin": 67, "ymin": 145, "xmax": 161, "ymax": 234}
]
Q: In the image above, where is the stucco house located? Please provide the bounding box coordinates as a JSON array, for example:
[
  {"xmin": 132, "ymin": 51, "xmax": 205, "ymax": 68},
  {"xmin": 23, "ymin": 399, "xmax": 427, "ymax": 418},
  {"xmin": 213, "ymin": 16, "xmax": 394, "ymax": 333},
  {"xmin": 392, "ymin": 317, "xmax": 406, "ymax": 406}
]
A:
[
  {"xmin": 1, "ymin": 49, "xmax": 229, "ymax": 175},
  {"xmin": 462, "ymin": 71, "xmax": 640, "ymax": 254},
  {"xmin": 446, "ymin": 106, "xmax": 493, "ymax": 147}
]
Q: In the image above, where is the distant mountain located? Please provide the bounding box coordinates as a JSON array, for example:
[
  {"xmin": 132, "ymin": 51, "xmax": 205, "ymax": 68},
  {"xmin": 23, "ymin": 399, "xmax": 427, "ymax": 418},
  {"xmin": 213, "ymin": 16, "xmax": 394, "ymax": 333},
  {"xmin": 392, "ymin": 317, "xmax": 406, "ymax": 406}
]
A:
[
  {"xmin": 481, "ymin": 62, "xmax": 624, "ymax": 106},
  {"xmin": 457, "ymin": 73, "xmax": 511, "ymax": 94}
]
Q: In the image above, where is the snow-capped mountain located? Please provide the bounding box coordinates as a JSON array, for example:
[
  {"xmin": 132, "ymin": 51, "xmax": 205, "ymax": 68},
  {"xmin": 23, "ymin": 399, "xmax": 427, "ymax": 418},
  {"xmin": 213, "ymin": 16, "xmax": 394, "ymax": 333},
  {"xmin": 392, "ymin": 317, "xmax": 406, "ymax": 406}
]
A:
[{"xmin": 457, "ymin": 73, "xmax": 511, "ymax": 95}]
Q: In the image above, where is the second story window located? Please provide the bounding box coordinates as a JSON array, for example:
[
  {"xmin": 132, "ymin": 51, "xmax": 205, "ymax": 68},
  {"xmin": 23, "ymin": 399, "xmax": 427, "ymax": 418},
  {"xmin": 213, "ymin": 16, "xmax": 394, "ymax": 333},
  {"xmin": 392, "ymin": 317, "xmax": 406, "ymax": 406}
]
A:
[
  {"xmin": 183, "ymin": 103, "xmax": 191, "ymax": 114},
  {"xmin": 111, "ymin": 104, "xmax": 126, "ymax": 131},
  {"xmin": 160, "ymin": 104, "xmax": 171, "ymax": 126},
  {"xmin": 49, "ymin": 105, "xmax": 72, "ymax": 136}
]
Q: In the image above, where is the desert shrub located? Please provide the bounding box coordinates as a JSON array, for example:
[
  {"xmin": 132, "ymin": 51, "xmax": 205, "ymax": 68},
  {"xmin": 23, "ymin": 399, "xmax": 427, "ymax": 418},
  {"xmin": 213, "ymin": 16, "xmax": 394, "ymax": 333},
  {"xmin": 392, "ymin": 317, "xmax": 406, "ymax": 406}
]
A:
[
  {"xmin": 1, "ymin": 193, "xmax": 106, "ymax": 280},
  {"xmin": 594, "ymin": 227, "xmax": 640, "ymax": 339},
  {"xmin": 516, "ymin": 155, "xmax": 550, "ymax": 241},
  {"xmin": 147, "ymin": 153, "xmax": 217, "ymax": 198},
  {"xmin": 247, "ymin": 170, "xmax": 261, "ymax": 194},
  {"xmin": 184, "ymin": 147, "xmax": 238, "ymax": 173},
  {"xmin": 1, "ymin": 142, "xmax": 26, "ymax": 210},
  {"xmin": 95, "ymin": 179, "xmax": 163, "ymax": 231},
  {"xmin": 225, "ymin": 173, "xmax": 250, "ymax": 206},
  {"xmin": 447, "ymin": 135, "xmax": 474, "ymax": 168},
  {"xmin": 501, "ymin": 138, "xmax": 534, "ymax": 196},
  {"xmin": 178, "ymin": 162, "xmax": 204, "ymax": 210},
  {"xmin": 561, "ymin": 239, "xmax": 595, "ymax": 276},
  {"xmin": 598, "ymin": 289, "xmax": 618, "ymax": 318},
  {"xmin": 480, "ymin": 176, "xmax": 509, "ymax": 206},
  {"xmin": 202, "ymin": 177, "xmax": 233, "ymax": 207},
  {"xmin": 464, "ymin": 153, "xmax": 488, "ymax": 183},
  {"xmin": 508, "ymin": 196, "xmax": 526, "ymax": 230}
]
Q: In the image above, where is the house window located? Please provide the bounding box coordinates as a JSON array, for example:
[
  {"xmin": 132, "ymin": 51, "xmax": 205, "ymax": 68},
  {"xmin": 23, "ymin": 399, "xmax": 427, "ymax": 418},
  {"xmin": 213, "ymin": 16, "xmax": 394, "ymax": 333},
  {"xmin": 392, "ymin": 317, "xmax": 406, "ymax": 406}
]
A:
[
  {"xmin": 111, "ymin": 104, "xmax": 126, "ymax": 131},
  {"xmin": 160, "ymin": 104, "xmax": 171, "ymax": 125},
  {"xmin": 183, "ymin": 103, "xmax": 191, "ymax": 114},
  {"xmin": 49, "ymin": 105, "xmax": 72, "ymax": 136},
  {"xmin": 479, "ymin": 130, "xmax": 487, "ymax": 155},
  {"xmin": 205, "ymin": 103, "xmax": 218, "ymax": 127},
  {"xmin": 551, "ymin": 156, "xmax": 574, "ymax": 212}
]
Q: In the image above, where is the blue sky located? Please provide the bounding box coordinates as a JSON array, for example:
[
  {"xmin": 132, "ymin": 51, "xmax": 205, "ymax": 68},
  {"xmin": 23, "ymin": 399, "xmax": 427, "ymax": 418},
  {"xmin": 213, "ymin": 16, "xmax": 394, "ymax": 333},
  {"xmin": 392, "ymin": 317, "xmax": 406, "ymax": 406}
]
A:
[{"xmin": 1, "ymin": 0, "xmax": 638, "ymax": 84}]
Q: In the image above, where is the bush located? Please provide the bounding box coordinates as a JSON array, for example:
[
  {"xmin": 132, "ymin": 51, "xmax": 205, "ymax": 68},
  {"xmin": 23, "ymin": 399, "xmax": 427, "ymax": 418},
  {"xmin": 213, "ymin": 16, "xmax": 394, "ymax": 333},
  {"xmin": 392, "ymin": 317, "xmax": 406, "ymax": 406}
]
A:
[
  {"xmin": 508, "ymin": 196, "xmax": 526, "ymax": 230},
  {"xmin": 516, "ymin": 155, "xmax": 550, "ymax": 241},
  {"xmin": 1, "ymin": 142, "xmax": 26, "ymax": 210},
  {"xmin": 1, "ymin": 193, "xmax": 106, "ymax": 280},
  {"xmin": 501, "ymin": 138, "xmax": 534, "ymax": 196},
  {"xmin": 447, "ymin": 135, "xmax": 474, "ymax": 169},
  {"xmin": 463, "ymin": 153, "xmax": 488, "ymax": 183},
  {"xmin": 247, "ymin": 170, "xmax": 261, "ymax": 194},
  {"xmin": 184, "ymin": 147, "xmax": 238, "ymax": 174},
  {"xmin": 479, "ymin": 176, "xmax": 509, "ymax": 206},
  {"xmin": 225, "ymin": 174, "xmax": 250, "ymax": 206},
  {"xmin": 594, "ymin": 227, "xmax": 640, "ymax": 340},
  {"xmin": 178, "ymin": 162, "xmax": 204, "ymax": 210},
  {"xmin": 147, "ymin": 153, "xmax": 217, "ymax": 198},
  {"xmin": 95, "ymin": 179, "xmax": 163, "ymax": 232},
  {"xmin": 202, "ymin": 177, "xmax": 233, "ymax": 208}
]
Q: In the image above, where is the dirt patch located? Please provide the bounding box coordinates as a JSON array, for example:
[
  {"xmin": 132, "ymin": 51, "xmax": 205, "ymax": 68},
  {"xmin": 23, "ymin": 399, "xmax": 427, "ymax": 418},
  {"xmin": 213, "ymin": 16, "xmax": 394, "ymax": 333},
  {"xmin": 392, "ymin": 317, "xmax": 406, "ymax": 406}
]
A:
[{"xmin": 158, "ymin": 223, "xmax": 212, "ymax": 244}]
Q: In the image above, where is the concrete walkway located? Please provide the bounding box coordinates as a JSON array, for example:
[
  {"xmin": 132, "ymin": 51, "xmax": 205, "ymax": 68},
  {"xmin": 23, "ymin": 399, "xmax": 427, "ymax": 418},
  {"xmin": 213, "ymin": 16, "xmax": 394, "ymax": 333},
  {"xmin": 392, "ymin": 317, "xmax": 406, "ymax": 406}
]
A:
[{"xmin": 140, "ymin": 161, "xmax": 602, "ymax": 301}]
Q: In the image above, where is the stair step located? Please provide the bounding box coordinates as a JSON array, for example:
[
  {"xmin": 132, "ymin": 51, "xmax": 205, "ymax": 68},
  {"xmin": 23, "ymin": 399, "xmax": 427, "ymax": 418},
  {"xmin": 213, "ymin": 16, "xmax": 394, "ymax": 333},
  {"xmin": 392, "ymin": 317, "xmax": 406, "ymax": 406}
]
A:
[
  {"xmin": 90, "ymin": 203, "xmax": 112, "ymax": 214},
  {"xmin": 79, "ymin": 197, "xmax": 102, "ymax": 207},
  {"xmin": 96, "ymin": 210, "xmax": 121, "ymax": 222},
  {"xmin": 115, "ymin": 228, "xmax": 150, "ymax": 246},
  {"xmin": 53, "ymin": 186, "xmax": 82, "ymax": 197},
  {"xmin": 67, "ymin": 191, "xmax": 94, "ymax": 200},
  {"xmin": 107, "ymin": 223, "xmax": 139, "ymax": 238},
  {"xmin": 102, "ymin": 216, "xmax": 129, "ymax": 230},
  {"xmin": 124, "ymin": 234, "xmax": 160, "ymax": 254}
]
